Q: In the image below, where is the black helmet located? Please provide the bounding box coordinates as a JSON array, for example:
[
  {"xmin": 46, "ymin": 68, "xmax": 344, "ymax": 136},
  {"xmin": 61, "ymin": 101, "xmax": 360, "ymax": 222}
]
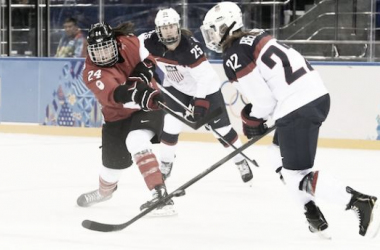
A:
[{"xmin": 87, "ymin": 22, "xmax": 118, "ymax": 67}]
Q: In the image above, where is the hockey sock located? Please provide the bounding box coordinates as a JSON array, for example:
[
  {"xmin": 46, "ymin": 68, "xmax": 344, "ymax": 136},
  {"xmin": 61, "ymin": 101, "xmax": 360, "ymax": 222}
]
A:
[
  {"xmin": 312, "ymin": 171, "xmax": 352, "ymax": 209},
  {"xmin": 282, "ymin": 168, "xmax": 315, "ymax": 209},
  {"xmin": 160, "ymin": 139, "xmax": 178, "ymax": 163},
  {"xmin": 268, "ymin": 143, "xmax": 283, "ymax": 173},
  {"xmin": 99, "ymin": 177, "xmax": 117, "ymax": 196},
  {"xmin": 161, "ymin": 113, "xmax": 182, "ymax": 156},
  {"xmin": 135, "ymin": 149, "xmax": 164, "ymax": 190},
  {"xmin": 213, "ymin": 126, "xmax": 245, "ymax": 163},
  {"xmin": 214, "ymin": 126, "xmax": 238, "ymax": 147},
  {"xmin": 231, "ymin": 139, "xmax": 244, "ymax": 163}
]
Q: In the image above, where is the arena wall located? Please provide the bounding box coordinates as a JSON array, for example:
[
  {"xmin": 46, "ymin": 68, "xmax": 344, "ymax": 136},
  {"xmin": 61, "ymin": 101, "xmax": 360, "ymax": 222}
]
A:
[{"xmin": 0, "ymin": 58, "xmax": 379, "ymax": 149}]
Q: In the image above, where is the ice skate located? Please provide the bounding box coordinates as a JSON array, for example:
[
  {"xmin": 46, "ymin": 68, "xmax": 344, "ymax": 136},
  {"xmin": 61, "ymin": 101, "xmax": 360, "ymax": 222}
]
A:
[
  {"xmin": 346, "ymin": 186, "xmax": 380, "ymax": 238},
  {"xmin": 140, "ymin": 184, "xmax": 177, "ymax": 216},
  {"xmin": 275, "ymin": 166, "xmax": 286, "ymax": 184},
  {"xmin": 236, "ymin": 159, "xmax": 253, "ymax": 184},
  {"xmin": 304, "ymin": 201, "xmax": 331, "ymax": 239},
  {"xmin": 160, "ymin": 161, "xmax": 173, "ymax": 180},
  {"xmin": 77, "ymin": 186, "xmax": 117, "ymax": 207}
]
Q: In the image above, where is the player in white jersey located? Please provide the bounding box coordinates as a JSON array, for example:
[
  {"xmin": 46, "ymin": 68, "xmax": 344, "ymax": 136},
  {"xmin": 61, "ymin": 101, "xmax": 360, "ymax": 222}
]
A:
[
  {"xmin": 201, "ymin": 1, "xmax": 380, "ymax": 238},
  {"xmin": 138, "ymin": 8, "xmax": 253, "ymax": 184}
]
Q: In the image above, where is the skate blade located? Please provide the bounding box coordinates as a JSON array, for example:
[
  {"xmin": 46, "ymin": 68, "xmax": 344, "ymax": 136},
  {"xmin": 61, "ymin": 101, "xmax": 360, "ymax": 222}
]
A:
[
  {"xmin": 366, "ymin": 202, "xmax": 380, "ymax": 238},
  {"xmin": 147, "ymin": 205, "xmax": 178, "ymax": 217},
  {"xmin": 245, "ymin": 179, "xmax": 253, "ymax": 187},
  {"xmin": 309, "ymin": 226, "xmax": 332, "ymax": 240},
  {"xmin": 242, "ymin": 175, "xmax": 254, "ymax": 187},
  {"xmin": 315, "ymin": 229, "xmax": 332, "ymax": 240}
]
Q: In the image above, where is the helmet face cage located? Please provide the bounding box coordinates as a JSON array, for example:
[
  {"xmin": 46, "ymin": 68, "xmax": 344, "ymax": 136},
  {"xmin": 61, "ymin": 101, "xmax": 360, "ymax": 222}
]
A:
[
  {"xmin": 200, "ymin": 23, "xmax": 223, "ymax": 53},
  {"xmin": 155, "ymin": 8, "xmax": 181, "ymax": 45},
  {"xmin": 87, "ymin": 22, "xmax": 119, "ymax": 67},
  {"xmin": 201, "ymin": 2, "xmax": 244, "ymax": 53}
]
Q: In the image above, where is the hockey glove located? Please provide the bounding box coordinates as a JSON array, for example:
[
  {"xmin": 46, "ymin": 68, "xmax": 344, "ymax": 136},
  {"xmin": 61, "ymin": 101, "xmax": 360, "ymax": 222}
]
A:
[
  {"xmin": 128, "ymin": 60, "xmax": 155, "ymax": 86},
  {"xmin": 191, "ymin": 98, "xmax": 210, "ymax": 121},
  {"xmin": 114, "ymin": 79, "xmax": 163, "ymax": 111},
  {"xmin": 241, "ymin": 104, "xmax": 268, "ymax": 139},
  {"xmin": 130, "ymin": 81, "xmax": 164, "ymax": 111}
]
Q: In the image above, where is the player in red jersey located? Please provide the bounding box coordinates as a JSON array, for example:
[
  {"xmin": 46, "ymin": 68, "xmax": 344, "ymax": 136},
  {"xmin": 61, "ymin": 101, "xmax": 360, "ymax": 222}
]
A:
[{"xmin": 77, "ymin": 22, "xmax": 175, "ymax": 216}]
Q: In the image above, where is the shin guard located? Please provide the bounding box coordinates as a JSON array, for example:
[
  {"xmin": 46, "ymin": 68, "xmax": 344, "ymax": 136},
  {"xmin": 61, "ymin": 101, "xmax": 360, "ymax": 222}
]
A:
[
  {"xmin": 299, "ymin": 171, "xmax": 319, "ymax": 196},
  {"xmin": 135, "ymin": 149, "xmax": 163, "ymax": 190},
  {"xmin": 216, "ymin": 128, "xmax": 238, "ymax": 147}
]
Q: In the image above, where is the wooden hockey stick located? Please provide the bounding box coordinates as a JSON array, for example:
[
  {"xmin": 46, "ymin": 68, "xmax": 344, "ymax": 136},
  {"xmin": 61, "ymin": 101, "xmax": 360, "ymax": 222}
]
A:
[
  {"xmin": 81, "ymin": 125, "xmax": 276, "ymax": 232},
  {"xmin": 158, "ymin": 84, "xmax": 258, "ymax": 166}
]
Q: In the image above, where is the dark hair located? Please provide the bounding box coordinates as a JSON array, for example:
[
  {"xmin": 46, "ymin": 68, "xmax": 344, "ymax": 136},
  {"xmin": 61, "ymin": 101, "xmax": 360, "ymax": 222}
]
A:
[
  {"xmin": 222, "ymin": 29, "xmax": 262, "ymax": 52},
  {"xmin": 113, "ymin": 22, "xmax": 135, "ymax": 37},
  {"xmin": 181, "ymin": 28, "xmax": 192, "ymax": 37},
  {"xmin": 64, "ymin": 17, "xmax": 77, "ymax": 26}
]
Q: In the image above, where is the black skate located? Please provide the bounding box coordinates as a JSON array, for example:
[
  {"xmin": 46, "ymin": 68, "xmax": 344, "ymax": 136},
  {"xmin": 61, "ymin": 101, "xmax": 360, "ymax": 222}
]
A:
[
  {"xmin": 236, "ymin": 159, "xmax": 253, "ymax": 183},
  {"xmin": 160, "ymin": 161, "xmax": 173, "ymax": 181},
  {"xmin": 77, "ymin": 186, "xmax": 117, "ymax": 207},
  {"xmin": 140, "ymin": 185, "xmax": 176, "ymax": 216},
  {"xmin": 304, "ymin": 201, "xmax": 331, "ymax": 239},
  {"xmin": 346, "ymin": 186, "xmax": 380, "ymax": 238},
  {"xmin": 275, "ymin": 166, "xmax": 286, "ymax": 184}
]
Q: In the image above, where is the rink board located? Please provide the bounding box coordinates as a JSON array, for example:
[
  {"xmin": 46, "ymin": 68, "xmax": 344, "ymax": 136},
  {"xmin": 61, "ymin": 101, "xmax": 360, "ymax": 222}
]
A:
[{"xmin": 1, "ymin": 123, "xmax": 380, "ymax": 150}]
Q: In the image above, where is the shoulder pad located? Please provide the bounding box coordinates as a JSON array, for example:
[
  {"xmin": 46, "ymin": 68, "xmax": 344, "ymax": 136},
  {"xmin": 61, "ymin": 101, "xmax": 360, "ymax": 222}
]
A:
[
  {"xmin": 176, "ymin": 36, "xmax": 206, "ymax": 67},
  {"xmin": 223, "ymin": 32, "xmax": 271, "ymax": 81}
]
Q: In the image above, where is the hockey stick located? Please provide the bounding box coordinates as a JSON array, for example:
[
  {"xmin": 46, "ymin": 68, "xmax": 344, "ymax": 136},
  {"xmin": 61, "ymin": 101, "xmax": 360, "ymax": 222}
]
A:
[
  {"xmin": 205, "ymin": 125, "xmax": 259, "ymax": 167},
  {"xmin": 158, "ymin": 101, "xmax": 222, "ymax": 130},
  {"xmin": 156, "ymin": 84, "xmax": 194, "ymax": 114},
  {"xmin": 157, "ymin": 85, "xmax": 258, "ymax": 167},
  {"xmin": 81, "ymin": 125, "xmax": 276, "ymax": 232}
]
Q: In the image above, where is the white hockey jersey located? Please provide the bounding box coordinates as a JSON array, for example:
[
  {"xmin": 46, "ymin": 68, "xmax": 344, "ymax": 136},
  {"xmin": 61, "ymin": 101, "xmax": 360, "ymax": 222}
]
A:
[
  {"xmin": 223, "ymin": 30, "xmax": 328, "ymax": 121},
  {"xmin": 138, "ymin": 30, "xmax": 221, "ymax": 98}
]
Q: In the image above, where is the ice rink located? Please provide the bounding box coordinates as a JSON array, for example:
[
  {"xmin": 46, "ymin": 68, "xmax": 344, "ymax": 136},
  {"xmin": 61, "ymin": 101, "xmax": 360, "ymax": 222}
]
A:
[{"xmin": 1, "ymin": 132, "xmax": 380, "ymax": 250}]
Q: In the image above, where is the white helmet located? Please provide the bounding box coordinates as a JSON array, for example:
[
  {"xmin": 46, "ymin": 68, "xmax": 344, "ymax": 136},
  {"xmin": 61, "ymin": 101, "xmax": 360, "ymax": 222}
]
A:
[
  {"xmin": 201, "ymin": 2, "xmax": 243, "ymax": 53},
  {"xmin": 155, "ymin": 8, "xmax": 181, "ymax": 45}
]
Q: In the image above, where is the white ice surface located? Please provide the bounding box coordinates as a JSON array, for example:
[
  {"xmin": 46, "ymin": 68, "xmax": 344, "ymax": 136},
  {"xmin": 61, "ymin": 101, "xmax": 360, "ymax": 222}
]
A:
[{"xmin": 0, "ymin": 133, "xmax": 379, "ymax": 250}]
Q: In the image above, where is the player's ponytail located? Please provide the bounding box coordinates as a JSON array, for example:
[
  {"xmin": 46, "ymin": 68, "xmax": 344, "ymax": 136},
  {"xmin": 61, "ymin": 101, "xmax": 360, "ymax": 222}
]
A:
[{"xmin": 113, "ymin": 21, "xmax": 135, "ymax": 37}]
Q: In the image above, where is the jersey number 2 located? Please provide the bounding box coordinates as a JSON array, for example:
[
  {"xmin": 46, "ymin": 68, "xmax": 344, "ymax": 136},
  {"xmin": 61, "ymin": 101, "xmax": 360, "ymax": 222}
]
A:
[{"xmin": 261, "ymin": 42, "xmax": 313, "ymax": 85}]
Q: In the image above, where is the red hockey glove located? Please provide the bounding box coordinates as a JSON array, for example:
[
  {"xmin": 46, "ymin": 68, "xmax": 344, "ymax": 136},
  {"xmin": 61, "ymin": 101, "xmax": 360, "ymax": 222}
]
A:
[
  {"xmin": 191, "ymin": 98, "xmax": 210, "ymax": 121},
  {"xmin": 241, "ymin": 104, "xmax": 268, "ymax": 139}
]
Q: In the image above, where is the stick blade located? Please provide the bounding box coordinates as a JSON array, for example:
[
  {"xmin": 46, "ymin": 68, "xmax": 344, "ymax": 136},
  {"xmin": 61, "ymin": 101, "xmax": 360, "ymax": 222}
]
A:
[{"xmin": 82, "ymin": 220, "xmax": 125, "ymax": 232}]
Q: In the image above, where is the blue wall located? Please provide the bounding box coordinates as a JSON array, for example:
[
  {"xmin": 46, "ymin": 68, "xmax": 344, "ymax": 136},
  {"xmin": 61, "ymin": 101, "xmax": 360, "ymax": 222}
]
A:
[
  {"xmin": 0, "ymin": 57, "xmax": 102, "ymax": 127},
  {"xmin": 1, "ymin": 57, "xmax": 380, "ymax": 129}
]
